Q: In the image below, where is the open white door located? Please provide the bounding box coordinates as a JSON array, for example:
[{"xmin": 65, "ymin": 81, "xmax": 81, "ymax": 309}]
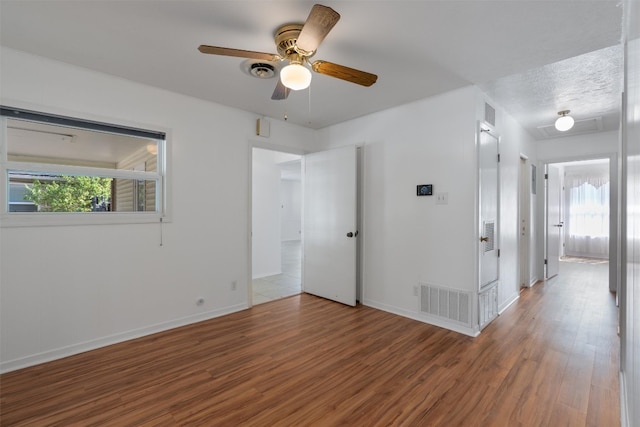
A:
[
  {"xmin": 546, "ymin": 164, "xmax": 562, "ymax": 278},
  {"xmin": 303, "ymin": 145, "xmax": 357, "ymax": 306}
]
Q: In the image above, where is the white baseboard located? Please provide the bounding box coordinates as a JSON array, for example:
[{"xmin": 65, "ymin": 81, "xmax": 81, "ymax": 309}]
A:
[
  {"xmin": 252, "ymin": 271, "xmax": 282, "ymax": 280},
  {"xmin": 0, "ymin": 303, "xmax": 248, "ymax": 374},
  {"xmin": 521, "ymin": 277, "xmax": 539, "ymax": 288},
  {"xmin": 620, "ymin": 371, "xmax": 630, "ymax": 427},
  {"xmin": 499, "ymin": 293, "xmax": 519, "ymax": 314},
  {"xmin": 528, "ymin": 278, "xmax": 542, "ymax": 287},
  {"xmin": 363, "ymin": 299, "xmax": 479, "ymax": 337}
]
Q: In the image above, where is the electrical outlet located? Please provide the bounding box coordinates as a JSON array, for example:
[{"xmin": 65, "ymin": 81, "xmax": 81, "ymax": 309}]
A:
[
  {"xmin": 231, "ymin": 280, "xmax": 237, "ymax": 291},
  {"xmin": 436, "ymin": 192, "xmax": 448, "ymax": 205},
  {"xmin": 196, "ymin": 297, "xmax": 205, "ymax": 306}
]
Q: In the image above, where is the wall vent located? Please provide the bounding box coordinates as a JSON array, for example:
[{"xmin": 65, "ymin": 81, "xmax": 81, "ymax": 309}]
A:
[
  {"xmin": 484, "ymin": 102, "xmax": 496, "ymax": 127},
  {"xmin": 420, "ymin": 283, "xmax": 472, "ymax": 327},
  {"xmin": 483, "ymin": 221, "xmax": 495, "ymax": 253},
  {"xmin": 479, "ymin": 284, "xmax": 498, "ymax": 329}
]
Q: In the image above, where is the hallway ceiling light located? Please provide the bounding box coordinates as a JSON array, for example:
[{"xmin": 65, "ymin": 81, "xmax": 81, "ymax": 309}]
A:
[{"xmin": 555, "ymin": 110, "xmax": 575, "ymax": 132}]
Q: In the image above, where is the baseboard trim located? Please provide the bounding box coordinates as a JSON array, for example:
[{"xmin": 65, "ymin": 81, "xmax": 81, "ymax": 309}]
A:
[
  {"xmin": 530, "ymin": 279, "xmax": 543, "ymax": 288},
  {"xmin": 499, "ymin": 293, "xmax": 519, "ymax": 315},
  {"xmin": 252, "ymin": 271, "xmax": 282, "ymax": 280},
  {"xmin": 363, "ymin": 298, "xmax": 479, "ymax": 337},
  {"xmin": 620, "ymin": 371, "xmax": 630, "ymax": 427},
  {"xmin": 0, "ymin": 303, "xmax": 248, "ymax": 374}
]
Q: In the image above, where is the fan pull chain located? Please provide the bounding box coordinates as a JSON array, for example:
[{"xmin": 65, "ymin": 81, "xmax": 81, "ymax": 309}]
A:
[{"xmin": 308, "ymin": 85, "xmax": 312, "ymax": 124}]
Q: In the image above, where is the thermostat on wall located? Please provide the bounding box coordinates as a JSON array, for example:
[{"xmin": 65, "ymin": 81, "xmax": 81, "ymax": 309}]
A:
[{"xmin": 417, "ymin": 184, "xmax": 433, "ymax": 196}]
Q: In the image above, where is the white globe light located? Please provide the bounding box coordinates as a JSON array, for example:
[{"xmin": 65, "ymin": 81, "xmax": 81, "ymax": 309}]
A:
[
  {"xmin": 280, "ymin": 63, "xmax": 312, "ymax": 90},
  {"xmin": 555, "ymin": 113, "xmax": 575, "ymax": 131}
]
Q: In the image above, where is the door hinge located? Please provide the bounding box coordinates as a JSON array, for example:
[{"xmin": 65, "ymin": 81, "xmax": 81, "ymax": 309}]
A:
[
  {"xmin": 545, "ymin": 173, "xmax": 548, "ymax": 179},
  {"xmin": 497, "ymin": 154, "xmax": 501, "ymax": 162},
  {"xmin": 544, "ymin": 259, "xmax": 548, "ymax": 265},
  {"xmin": 497, "ymin": 249, "xmax": 501, "ymax": 257}
]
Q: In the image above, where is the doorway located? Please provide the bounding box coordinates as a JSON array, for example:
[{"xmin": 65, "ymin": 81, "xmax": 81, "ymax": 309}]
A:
[
  {"xmin": 251, "ymin": 147, "xmax": 302, "ymax": 305},
  {"xmin": 250, "ymin": 144, "xmax": 361, "ymax": 307},
  {"xmin": 544, "ymin": 158, "xmax": 612, "ymax": 285}
]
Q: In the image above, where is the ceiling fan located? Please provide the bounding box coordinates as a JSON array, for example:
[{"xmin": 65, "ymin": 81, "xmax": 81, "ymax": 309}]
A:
[{"xmin": 198, "ymin": 4, "xmax": 378, "ymax": 100}]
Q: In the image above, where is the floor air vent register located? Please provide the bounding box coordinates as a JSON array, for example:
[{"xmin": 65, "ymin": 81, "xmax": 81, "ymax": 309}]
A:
[{"xmin": 419, "ymin": 284, "xmax": 472, "ymax": 328}]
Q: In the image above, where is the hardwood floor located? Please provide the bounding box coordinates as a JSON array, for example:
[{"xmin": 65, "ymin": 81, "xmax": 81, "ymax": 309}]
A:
[{"xmin": 0, "ymin": 262, "xmax": 619, "ymax": 426}]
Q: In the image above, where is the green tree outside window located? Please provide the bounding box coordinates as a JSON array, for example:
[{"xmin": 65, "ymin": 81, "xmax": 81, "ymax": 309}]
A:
[{"xmin": 24, "ymin": 176, "xmax": 112, "ymax": 212}]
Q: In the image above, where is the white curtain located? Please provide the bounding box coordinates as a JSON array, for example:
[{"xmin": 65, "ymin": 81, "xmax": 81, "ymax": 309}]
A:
[{"xmin": 565, "ymin": 173, "xmax": 609, "ymax": 258}]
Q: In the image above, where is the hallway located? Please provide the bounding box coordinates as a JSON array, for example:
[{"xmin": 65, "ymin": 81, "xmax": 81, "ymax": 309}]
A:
[{"xmin": 493, "ymin": 259, "xmax": 618, "ymax": 425}]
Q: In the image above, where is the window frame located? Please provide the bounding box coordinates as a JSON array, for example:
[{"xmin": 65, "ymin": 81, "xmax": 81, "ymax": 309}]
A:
[{"xmin": 0, "ymin": 107, "xmax": 171, "ymax": 227}]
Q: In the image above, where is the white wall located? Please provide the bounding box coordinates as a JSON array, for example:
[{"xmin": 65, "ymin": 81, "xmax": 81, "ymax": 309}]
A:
[
  {"xmin": 252, "ymin": 149, "xmax": 301, "ymax": 278},
  {"xmin": 537, "ymin": 130, "xmax": 619, "ymax": 160},
  {"xmin": 535, "ymin": 130, "xmax": 619, "ymax": 287},
  {"xmin": 280, "ymin": 178, "xmax": 301, "ymax": 241},
  {"xmin": 0, "ymin": 47, "xmax": 316, "ymax": 372},
  {"xmin": 252, "ymin": 148, "xmax": 283, "ymax": 279},
  {"xmin": 621, "ymin": 0, "xmax": 640, "ymax": 423},
  {"xmin": 318, "ymin": 86, "xmax": 479, "ymax": 334},
  {"xmin": 317, "ymin": 86, "xmax": 536, "ymax": 334}
]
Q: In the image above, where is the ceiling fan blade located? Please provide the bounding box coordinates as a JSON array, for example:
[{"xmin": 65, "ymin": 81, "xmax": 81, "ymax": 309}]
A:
[
  {"xmin": 198, "ymin": 45, "xmax": 280, "ymax": 62},
  {"xmin": 296, "ymin": 4, "xmax": 340, "ymax": 53},
  {"xmin": 311, "ymin": 61, "xmax": 378, "ymax": 87},
  {"xmin": 271, "ymin": 78, "xmax": 290, "ymax": 100}
]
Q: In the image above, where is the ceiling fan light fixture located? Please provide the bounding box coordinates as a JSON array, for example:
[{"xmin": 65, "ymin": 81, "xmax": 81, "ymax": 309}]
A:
[
  {"xmin": 555, "ymin": 110, "xmax": 575, "ymax": 132},
  {"xmin": 280, "ymin": 63, "xmax": 312, "ymax": 90}
]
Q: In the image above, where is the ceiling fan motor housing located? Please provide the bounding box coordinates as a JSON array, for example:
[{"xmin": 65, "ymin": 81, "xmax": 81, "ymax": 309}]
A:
[{"xmin": 275, "ymin": 24, "xmax": 310, "ymax": 58}]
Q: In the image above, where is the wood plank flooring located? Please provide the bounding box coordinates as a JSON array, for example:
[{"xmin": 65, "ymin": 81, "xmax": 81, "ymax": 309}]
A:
[{"xmin": 0, "ymin": 261, "xmax": 619, "ymax": 426}]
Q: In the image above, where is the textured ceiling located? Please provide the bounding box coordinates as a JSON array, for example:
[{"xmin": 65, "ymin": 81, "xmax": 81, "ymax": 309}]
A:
[
  {"xmin": 480, "ymin": 45, "xmax": 623, "ymax": 139},
  {"xmin": 0, "ymin": 1, "xmax": 624, "ymax": 138}
]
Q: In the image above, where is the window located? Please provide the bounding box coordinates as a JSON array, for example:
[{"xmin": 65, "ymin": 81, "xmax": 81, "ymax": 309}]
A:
[
  {"xmin": 565, "ymin": 169, "xmax": 610, "ymax": 258},
  {"xmin": 1, "ymin": 106, "xmax": 168, "ymax": 225},
  {"xmin": 9, "ymin": 180, "xmax": 37, "ymax": 212},
  {"xmin": 568, "ymin": 181, "xmax": 610, "ymax": 238}
]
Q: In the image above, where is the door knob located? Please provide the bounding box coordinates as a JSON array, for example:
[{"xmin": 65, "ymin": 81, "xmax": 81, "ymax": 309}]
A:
[
  {"xmin": 347, "ymin": 232, "xmax": 354, "ymax": 237},
  {"xmin": 480, "ymin": 236, "xmax": 489, "ymax": 242}
]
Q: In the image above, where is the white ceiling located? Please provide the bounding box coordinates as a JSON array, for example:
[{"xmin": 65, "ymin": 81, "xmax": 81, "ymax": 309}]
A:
[{"xmin": 0, "ymin": 1, "xmax": 624, "ymax": 139}]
